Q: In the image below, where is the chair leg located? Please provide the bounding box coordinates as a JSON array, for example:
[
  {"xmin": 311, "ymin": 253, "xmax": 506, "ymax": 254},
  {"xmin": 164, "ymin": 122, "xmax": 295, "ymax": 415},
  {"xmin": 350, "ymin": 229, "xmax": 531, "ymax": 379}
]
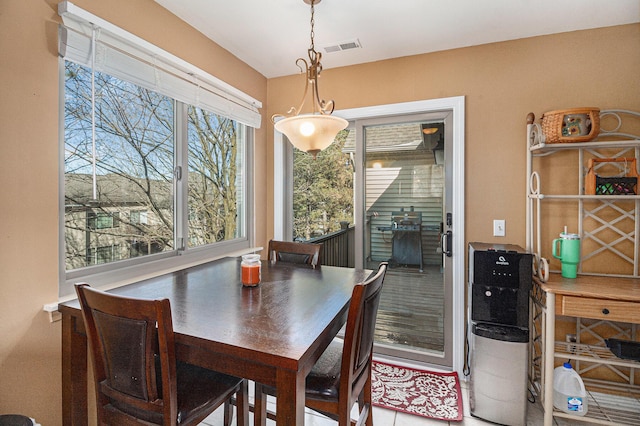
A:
[
  {"xmin": 338, "ymin": 405, "xmax": 351, "ymax": 426},
  {"xmin": 236, "ymin": 380, "xmax": 249, "ymax": 426},
  {"xmin": 363, "ymin": 377, "xmax": 373, "ymax": 426},
  {"xmin": 224, "ymin": 401, "xmax": 232, "ymax": 426},
  {"xmin": 253, "ymin": 383, "xmax": 267, "ymax": 426},
  {"xmin": 356, "ymin": 395, "xmax": 365, "ymax": 426}
]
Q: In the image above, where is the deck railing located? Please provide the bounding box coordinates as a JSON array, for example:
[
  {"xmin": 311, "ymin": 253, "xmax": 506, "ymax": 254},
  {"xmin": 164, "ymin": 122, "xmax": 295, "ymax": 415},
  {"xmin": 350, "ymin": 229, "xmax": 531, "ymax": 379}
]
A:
[{"xmin": 307, "ymin": 223, "xmax": 354, "ymax": 267}]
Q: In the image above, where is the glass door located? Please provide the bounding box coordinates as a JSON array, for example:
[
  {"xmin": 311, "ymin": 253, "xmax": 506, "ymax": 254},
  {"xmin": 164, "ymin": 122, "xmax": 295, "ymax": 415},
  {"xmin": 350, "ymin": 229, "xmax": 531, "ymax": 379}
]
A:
[
  {"xmin": 358, "ymin": 112, "xmax": 454, "ymax": 367},
  {"xmin": 275, "ymin": 97, "xmax": 465, "ymax": 373}
]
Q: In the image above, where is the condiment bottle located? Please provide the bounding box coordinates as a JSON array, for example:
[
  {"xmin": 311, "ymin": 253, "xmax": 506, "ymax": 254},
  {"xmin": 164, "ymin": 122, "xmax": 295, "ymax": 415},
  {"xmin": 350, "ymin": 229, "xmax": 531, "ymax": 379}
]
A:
[{"xmin": 241, "ymin": 254, "xmax": 261, "ymax": 286}]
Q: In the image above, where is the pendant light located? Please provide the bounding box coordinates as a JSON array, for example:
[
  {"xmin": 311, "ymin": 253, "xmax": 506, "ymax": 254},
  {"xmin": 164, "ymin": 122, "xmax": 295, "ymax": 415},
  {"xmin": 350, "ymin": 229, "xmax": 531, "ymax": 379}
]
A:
[{"xmin": 272, "ymin": 0, "xmax": 348, "ymax": 158}]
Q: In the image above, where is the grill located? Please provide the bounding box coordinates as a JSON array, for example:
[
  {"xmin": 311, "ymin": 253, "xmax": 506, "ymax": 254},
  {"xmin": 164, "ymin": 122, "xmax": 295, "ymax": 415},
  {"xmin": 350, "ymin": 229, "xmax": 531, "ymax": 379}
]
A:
[{"xmin": 378, "ymin": 207, "xmax": 424, "ymax": 271}]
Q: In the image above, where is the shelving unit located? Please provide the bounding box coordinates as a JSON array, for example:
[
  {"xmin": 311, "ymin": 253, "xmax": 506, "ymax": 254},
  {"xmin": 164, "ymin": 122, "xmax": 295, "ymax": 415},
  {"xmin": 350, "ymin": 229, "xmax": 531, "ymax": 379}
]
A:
[
  {"xmin": 527, "ymin": 110, "xmax": 640, "ymax": 279},
  {"xmin": 530, "ymin": 275, "xmax": 640, "ymax": 425},
  {"xmin": 526, "ymin": 110, "xmax": 640, "ymax": 425}
]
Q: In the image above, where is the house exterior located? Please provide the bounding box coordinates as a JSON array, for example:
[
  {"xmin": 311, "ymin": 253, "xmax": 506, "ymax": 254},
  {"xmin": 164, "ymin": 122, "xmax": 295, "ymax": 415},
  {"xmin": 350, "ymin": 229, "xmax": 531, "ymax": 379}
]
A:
[
  {"xmin": 1, "ymin": 0, "xmax": 638, "ymax": 423},
  {"xmin": 64, "ymin": 173, "xmax": 173, "ymax": 269},
  {"xmin": 344, "ymin": 123, "xmax": 444, "ymax": 267}
]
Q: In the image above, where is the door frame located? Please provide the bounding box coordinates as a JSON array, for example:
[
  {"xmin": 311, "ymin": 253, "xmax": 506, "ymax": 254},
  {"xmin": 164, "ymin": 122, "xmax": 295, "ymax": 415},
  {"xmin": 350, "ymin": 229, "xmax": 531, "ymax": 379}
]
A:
[
  {"xmin": 337, "ymin": 97, "xmax": 464, "ymax": 375},
  {"xmin": 273, "ymin": 96, "xmax": 465, "ymax": 376}
]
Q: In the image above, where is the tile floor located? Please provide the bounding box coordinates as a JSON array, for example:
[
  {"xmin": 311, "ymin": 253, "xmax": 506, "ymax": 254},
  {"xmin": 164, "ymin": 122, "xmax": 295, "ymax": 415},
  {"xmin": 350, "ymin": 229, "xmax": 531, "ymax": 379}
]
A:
[{"xmin": 200, "ymin": 379, "xmax": 551, "ymax": 426}]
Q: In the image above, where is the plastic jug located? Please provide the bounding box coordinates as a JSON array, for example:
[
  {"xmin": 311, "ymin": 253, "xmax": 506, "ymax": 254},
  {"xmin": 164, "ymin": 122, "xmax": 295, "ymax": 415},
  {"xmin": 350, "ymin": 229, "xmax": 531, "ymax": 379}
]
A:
[{"xmin": 553, "ymin": 362, "xmax": 588, "ymax": 416}]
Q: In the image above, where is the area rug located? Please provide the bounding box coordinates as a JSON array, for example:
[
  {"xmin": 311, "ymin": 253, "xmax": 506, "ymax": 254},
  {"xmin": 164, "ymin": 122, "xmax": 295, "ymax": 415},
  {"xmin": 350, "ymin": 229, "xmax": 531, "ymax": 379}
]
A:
[{"xmin": 371, "ymin": 361, "xmax": 463, "ymax": 422}]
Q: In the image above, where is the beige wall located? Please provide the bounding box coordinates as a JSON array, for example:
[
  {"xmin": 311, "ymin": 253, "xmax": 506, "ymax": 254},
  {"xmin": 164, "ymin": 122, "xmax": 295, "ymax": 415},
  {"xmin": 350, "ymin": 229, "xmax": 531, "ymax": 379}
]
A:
[{"xmin": 1, "ymin": 0, "xmax": 638, "ymax": 423}]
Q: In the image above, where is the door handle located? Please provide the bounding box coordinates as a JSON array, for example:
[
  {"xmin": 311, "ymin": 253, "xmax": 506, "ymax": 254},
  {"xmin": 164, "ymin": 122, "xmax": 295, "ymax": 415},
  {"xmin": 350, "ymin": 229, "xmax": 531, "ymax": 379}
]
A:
[{"xmin": 442, "ymin": 230, "xmax": 452, "ymax": 257}]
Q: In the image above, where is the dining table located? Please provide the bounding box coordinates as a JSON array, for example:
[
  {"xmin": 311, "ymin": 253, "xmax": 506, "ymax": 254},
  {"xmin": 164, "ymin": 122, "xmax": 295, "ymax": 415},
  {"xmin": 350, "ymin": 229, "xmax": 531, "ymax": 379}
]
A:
[{"xmin": 59, "ymin": 256, "xmax": 372, "ymax": 425}]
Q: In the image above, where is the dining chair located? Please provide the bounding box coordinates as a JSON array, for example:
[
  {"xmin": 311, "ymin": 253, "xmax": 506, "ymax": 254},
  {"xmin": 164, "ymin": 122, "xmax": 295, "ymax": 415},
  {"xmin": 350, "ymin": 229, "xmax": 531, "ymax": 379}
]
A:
[
  {"xmin": 75, "ymin": 283, "xmax": 248, "ymax": 426},
  {"xmin": 253, "ymin": 262, "xmax": 388, "ymax": 426},
  {"xmin": 267, "ymin": 239, "xmax": 322, "ymax": 267}
]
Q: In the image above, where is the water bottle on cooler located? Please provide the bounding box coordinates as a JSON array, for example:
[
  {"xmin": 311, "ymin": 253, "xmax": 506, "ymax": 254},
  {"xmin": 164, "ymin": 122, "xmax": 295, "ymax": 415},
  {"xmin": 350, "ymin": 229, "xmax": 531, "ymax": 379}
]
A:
[{"xmin": 553, "ymin": 362, "xmax": 588, "ymax": 416}]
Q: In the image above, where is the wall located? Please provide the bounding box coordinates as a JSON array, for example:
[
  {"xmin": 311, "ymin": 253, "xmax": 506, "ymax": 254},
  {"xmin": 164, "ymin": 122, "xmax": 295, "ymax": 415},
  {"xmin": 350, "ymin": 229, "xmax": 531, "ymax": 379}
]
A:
[
  {"xmin": 1, "ymin": 1, "xmax": 638, "ymax": 424},
  {"xmin": 0, "ymin": 0, "xmax": 267, "ymax": 424},
  {"xmin": 266, "ymin": 24, "xmax": 640, "ymax": 259}
]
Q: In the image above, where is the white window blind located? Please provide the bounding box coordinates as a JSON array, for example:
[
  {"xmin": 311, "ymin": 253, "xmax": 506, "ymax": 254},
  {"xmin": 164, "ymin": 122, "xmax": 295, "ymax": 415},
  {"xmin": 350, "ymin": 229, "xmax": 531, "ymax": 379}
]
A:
[{"xmin": 58, "ymin": 1, "xmax": 262, "ymax": 128}]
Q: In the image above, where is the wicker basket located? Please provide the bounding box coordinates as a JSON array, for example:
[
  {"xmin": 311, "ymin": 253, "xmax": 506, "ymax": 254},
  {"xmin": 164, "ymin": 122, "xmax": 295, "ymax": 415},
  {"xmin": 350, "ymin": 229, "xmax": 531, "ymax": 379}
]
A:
[
  {"xmin": 585, "ymin": 157, "xmax": 638, "ymax": 195},
  {"xmin": 541, "ymin": 107, "xmax": 600, "ymax": 143}
]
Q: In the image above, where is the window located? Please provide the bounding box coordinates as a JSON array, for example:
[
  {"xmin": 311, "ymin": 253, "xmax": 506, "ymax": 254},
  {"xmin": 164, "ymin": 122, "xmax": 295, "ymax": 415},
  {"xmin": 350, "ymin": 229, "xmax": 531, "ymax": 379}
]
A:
[
  {"xmin": 187, "ymin": 107, "xmax": 246, "ymax": 248},
  {"xmin": 58, "ymin": 2, "xmax": 261, "ymax": 297},
  {"xmin": 87, "ymin": 212, "xmax": 120, "ymax": 230},
  {"xmin": 87, "ymin": 245, "xmax": 120, "ymax": 265},
  {"xmin": 130, "ymin": 210, "xmax": 148, "ymax": 225},
  {"xmin": 64, "ymin": 62, "xmax": 176, "ymax": 271}
]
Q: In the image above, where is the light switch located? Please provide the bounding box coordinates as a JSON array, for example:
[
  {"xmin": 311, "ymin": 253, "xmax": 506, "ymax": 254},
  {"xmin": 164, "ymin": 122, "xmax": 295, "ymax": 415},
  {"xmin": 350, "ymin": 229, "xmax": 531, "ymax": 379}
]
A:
[{"xmin": 493, "ymin": 219, "xmax": 505, "ymax": 237}]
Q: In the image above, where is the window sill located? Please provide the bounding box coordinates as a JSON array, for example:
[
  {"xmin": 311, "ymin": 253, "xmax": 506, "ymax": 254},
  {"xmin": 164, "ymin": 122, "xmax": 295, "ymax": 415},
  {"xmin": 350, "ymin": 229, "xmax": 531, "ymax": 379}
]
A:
[{"xmin": 44, "ymin": 246, "xmax": 263, "ymax": 323}]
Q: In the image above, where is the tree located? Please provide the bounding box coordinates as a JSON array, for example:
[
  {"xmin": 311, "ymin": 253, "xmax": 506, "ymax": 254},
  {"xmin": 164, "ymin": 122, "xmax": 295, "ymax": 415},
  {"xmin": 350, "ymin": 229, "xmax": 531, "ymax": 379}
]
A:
[
  {"xmin": 293, "ymin": 130, "xmax": 353, "ymax": 240},
  {"xmin": 187, "ymin": 107, "xmax": 239, "ymax": 244},
  {"xmin": 64, "ymin": 61, "xmax": 240, "ymax": 269}
]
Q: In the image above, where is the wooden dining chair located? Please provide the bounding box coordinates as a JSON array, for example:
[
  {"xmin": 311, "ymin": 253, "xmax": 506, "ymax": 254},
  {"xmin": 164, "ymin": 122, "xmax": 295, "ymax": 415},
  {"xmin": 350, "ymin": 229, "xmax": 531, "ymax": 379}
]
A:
[
  {"xmin": 253, "ymin": 262, "xmax": 388, "ymax": 426},
  {"xmin": 75, "ymin": 283, "xmax": 248, "ymax": 426},
  {"xmin": 267, "ymin": 239, "xmax": 322, "ymax": 268}
]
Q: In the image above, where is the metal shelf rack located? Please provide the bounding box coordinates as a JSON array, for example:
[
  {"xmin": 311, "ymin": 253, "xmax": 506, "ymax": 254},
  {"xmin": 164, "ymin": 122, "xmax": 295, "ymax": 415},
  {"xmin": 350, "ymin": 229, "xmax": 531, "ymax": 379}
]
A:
[{"xmin": 526, "ymin": 109, "xmax": 640, "ymax": 425}]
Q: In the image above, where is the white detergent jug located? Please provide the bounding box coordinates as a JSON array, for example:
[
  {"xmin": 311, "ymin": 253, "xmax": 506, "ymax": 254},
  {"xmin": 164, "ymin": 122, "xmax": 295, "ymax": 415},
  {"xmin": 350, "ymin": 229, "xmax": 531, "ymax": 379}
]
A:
[{"xmin": 553, "ymin": 362, "xmax": 588, "ymax": 416}]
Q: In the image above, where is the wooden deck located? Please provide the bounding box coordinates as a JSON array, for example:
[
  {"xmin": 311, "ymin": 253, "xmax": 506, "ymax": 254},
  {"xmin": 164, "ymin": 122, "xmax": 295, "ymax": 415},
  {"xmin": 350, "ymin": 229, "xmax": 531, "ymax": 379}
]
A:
[{"xmin": 373, "ymin": 264, "xmax": 444, "ymax": 352}]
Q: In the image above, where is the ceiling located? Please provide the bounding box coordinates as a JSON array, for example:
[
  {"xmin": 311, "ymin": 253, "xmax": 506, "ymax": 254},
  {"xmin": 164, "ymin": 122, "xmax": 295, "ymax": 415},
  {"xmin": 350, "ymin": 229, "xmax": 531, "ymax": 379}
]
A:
[{"xmin": 154, "ymin": 0, "xmax": 640, "ymax": 79}]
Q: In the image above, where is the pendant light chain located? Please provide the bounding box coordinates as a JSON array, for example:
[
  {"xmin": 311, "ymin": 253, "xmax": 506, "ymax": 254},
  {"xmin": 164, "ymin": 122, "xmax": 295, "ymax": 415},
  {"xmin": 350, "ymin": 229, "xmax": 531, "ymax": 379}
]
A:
[
  {"xmin": 309, "ymin": 0, "xmax": 316, "ymax": 53},
  {"xmin": 271, "ymin": 0, "xmax": 348, "ymax": 157}
]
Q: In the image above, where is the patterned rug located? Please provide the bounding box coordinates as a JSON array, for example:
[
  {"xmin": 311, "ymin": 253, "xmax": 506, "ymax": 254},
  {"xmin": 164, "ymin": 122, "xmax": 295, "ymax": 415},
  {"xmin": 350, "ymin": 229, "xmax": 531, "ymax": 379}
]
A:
[{"xmin": 371, "ymin": 361, "xmax": 463, "ymax": 422}]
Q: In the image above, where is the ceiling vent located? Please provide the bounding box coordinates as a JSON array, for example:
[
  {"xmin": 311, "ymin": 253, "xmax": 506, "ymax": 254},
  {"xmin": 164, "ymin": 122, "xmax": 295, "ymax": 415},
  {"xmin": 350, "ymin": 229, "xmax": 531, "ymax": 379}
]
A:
[{"xmin": 322, "ymin": 39, "xmax": 362, "ymax": 54}]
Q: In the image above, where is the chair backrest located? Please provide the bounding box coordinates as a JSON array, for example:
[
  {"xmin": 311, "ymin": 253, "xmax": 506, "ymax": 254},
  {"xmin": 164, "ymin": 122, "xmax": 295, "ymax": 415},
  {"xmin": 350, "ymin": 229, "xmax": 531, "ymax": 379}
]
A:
[
  {"xmin": 267, "ymin": 239, "xmax": 322, "ymax": 267},
  {"xmin": 75, "ymin": 283, "xmax": 178, "ymax": 424},
  {"xmin": 340, "ymin": 262, "xmax": 387, "ymax": 401}
]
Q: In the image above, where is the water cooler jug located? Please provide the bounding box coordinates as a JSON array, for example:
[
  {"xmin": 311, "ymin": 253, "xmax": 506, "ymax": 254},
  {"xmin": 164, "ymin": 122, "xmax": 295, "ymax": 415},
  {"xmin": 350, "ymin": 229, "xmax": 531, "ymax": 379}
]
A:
[{"xmin": 468, "ymin": 242, "xmax": 532, "ymax": 426}]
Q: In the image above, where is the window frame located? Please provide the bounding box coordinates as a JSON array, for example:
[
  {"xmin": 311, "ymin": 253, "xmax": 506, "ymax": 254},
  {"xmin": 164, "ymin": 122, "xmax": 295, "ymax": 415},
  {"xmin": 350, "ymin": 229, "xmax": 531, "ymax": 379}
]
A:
[
  {"xmin": 60, "ymin": 72, "xmax": 256, "ymax": 296},
  {"xmin": 57, "ymin": 5, "xmax": 259, "ymax": 298}
]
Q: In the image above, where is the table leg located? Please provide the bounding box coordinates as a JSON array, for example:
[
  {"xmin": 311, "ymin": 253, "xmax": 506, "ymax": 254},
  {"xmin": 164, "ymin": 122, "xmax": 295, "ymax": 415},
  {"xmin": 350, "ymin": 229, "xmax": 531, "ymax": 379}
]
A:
[
  {"xmin": 544, "ymin": 295, "xmax": 555, "ymax": 426},
  {"xmin": 62, "ymin": 312, "xmax": 88, "ymax": 426},
  {"xmin": 275, "ymin": 369, "xmax": 305, "ymax": 425}
]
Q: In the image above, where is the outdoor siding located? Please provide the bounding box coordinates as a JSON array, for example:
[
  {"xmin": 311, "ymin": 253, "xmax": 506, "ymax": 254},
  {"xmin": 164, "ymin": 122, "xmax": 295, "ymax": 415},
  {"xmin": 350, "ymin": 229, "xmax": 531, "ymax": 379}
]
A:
[{"xmin": 366, "ymin": 157, "xmax": 443, "ymax": 266}]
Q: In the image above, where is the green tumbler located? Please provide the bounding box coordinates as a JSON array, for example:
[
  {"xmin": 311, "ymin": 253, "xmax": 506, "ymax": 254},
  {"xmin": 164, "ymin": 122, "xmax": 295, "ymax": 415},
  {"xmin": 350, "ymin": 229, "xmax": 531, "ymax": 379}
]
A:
[{"xmin": 552, "ymin": 233, "xmax": 581, "ymax": 278}]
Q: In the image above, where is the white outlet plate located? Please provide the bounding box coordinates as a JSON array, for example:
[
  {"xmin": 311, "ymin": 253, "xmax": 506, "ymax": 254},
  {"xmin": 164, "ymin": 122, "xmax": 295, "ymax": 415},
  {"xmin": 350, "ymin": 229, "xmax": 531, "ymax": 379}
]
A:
[{"xmin": 493, "ymin": 219, "xmax": 505, "ymax": 237}]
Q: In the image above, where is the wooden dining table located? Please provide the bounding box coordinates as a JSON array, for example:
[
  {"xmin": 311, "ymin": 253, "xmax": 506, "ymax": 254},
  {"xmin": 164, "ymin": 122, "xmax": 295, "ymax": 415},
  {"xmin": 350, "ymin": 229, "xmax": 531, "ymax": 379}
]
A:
[{"xmin": 59, "ymin": 256, "xmax": 372, "ymax": 425}]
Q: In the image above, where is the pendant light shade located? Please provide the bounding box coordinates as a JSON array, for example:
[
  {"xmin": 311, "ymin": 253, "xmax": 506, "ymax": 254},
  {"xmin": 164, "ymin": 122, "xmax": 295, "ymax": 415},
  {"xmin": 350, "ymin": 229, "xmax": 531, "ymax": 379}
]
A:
[
  {"xmin": 274, "ymin": 114, "xmax": 348, "ymax": 157},
  {"xmin": 272, "ymin": 0, "xmax": 347, "ymax": 158}
]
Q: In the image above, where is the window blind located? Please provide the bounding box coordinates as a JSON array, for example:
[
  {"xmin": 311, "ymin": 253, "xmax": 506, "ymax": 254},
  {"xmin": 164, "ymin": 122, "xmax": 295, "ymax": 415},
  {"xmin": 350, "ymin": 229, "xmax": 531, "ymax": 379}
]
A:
[{"xmin": 58, "ymin": 1, "xmax": 262, "ymax": 128}]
